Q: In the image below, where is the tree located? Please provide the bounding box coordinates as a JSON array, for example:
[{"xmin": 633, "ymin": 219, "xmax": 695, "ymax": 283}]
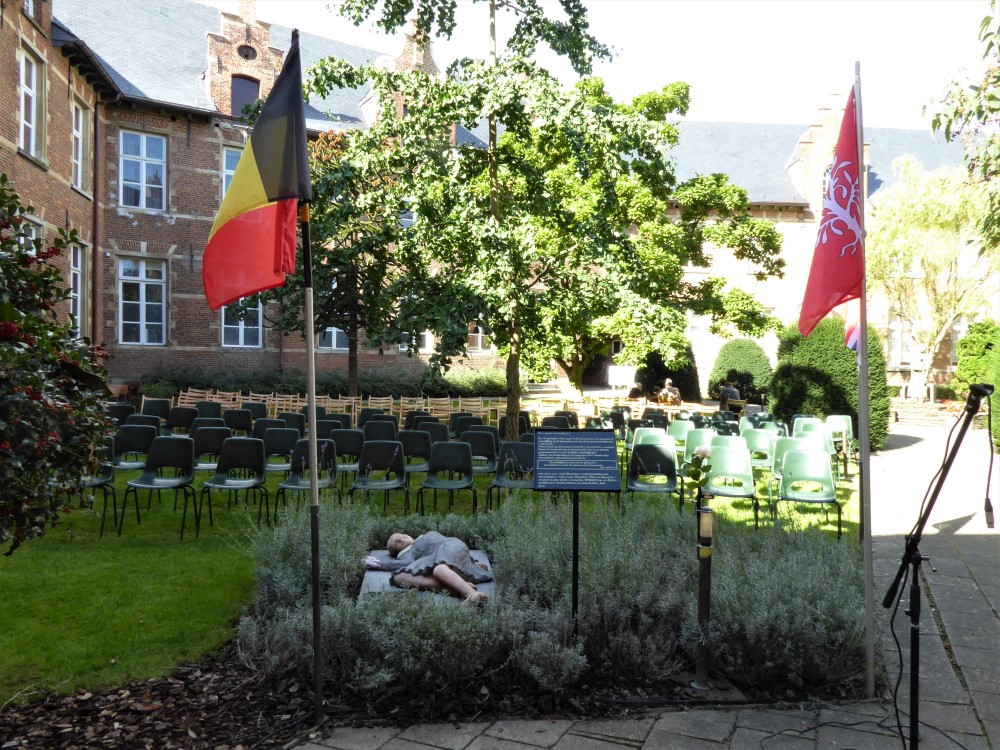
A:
[
  {"xmin": 866, "ymin": 155, "xmax": 990, "ymax": 370},
  {"xmin": 327, "ymin": 1, "xmax": 781, "ymax": 426},
  {"xmin": 0, "ymin": 174, "xmax": 110, "ymax": 554},
  {"xmin": 771, "ymin": 319, "xmax": 890, "ymax": 451},
  {"xmin": 928, "ymin": 2, "xmax": 1000, "ymax": 244},
  {"xmin": 954, "ymin": 319, "xmax": 1000, "ymax": 396}
]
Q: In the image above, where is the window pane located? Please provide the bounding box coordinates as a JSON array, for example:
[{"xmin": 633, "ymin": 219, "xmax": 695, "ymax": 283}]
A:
[
  {"xmin": 121, "ymin": 185, "xmax": 140, "ymax": 207},
  {"xmin": 145, "ymin": 304, "xmax": 162, "ymax": 324},
  {"xmin": 225, "ymin": 149, "xmax": 241, "ymax": 171},
  {"xmin": 145, "ymin": 163, "xmax": 164, "ymax": 186},
  {"xmin": 122, "ymin": 132, "xmax": 141, "ymax": 156},
  {"xmin": 145, "ymin": 283, "xmax": 163, "ymax": 303},
  {"xmin": 144, "ymin": 261, "xmax": 164, "ymax": 280},
  {"xmin": 121, "ymin": 284, "xmax": 140, "ymax": 303},
  {"xmin": 122, "ymin": 323, "xmax": 140, "ymax": 342},
  {"xmin": 146, "ymin": 324, "xmax": 164, "ymax": 344},
  {"xmin": 145, "ymin": 136, "xmax": 164, "ymax": 161},
  {"xmin": 223, "ymin": 328, "xmax": 239, "ymax": 346},
  {"xmin": 120, "ymin": 259, "xmax": 139, "ymax": 278},
  {"xmin": 122, "ymin": 159, "xmax": 140, "ymax": 184},
  {"xmin": 146, "ymin": 186, "xmax": 164, "ymax": 210},
  {"xmin": 245, "ymin": 329, "xmax": 260, "ymax": 347}
]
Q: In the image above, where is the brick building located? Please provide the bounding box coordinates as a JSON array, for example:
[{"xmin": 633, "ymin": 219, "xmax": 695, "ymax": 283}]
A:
[
  {"xmin": 2, "ymin": 0, "xmax": 974, "ymax": 394},
  {"xmin": 1, "ymin": 0, "xmax": 105, "ymax": 341}
]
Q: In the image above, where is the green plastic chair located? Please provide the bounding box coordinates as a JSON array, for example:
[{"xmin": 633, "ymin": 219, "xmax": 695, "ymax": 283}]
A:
[
  {"xmin": 199, "ymin": 437, "xmax": 268, "ymax": 533},
  {"xmin": 626, "ymin": 443, "xmax": 683, "ymax": 511},
  {"xmin": 275, "ymin": 438, "xmax": 337, "ymax": 519},
  {"xmin": 768, "ymin": 436, "xmax": 816, "ymax": 499},
  {"xmin": 121, "ymin": 435, "xmax": 196, "ymax": 538},
  {"xmin": 348, "ymin": 439, "xmax": 409, "ymax": 513},
  {"xmin": 742, "ymin": 428, "xmax": 776, "ymax": 472},
  {"xmin": 418, "ymin": 441, "xmax": 478, "ymax": 514},
  {"xmin": 700, "ymin": 445, "xmax": 755, "ymax": 505},
  {"xmin": 487, "ymin": 441, "xmax": 535, "ymax": 510},
  {"xmin": 773, "ymin": 449, "xmax": 841, "ymax": 538},
  {"xmin": 681, "ymin": 427, "xmax": 717, "ymax": 468}
]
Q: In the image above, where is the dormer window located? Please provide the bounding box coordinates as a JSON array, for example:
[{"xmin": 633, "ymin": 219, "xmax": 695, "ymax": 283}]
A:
[{"xmin": 231, "ymin": 75, "xmax": 260, "ymax": 119}]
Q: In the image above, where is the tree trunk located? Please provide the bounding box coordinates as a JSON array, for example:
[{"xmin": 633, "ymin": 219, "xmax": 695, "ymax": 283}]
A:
[{"xmin": 506, "ymin": 326, "xmax": 521, "ymax": 439}]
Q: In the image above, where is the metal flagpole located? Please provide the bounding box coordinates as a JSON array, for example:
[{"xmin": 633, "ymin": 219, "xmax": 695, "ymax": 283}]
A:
[
  {"xmin": 853, "ymin": 61, "xmax": 876, "ymax": 699},
  {"xmin": 299, "ymin": 201, "xmax": 324, "ymax": 724}
]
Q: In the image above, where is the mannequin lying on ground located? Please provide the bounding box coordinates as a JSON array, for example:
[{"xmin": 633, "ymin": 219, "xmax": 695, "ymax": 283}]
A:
[{"xmin": 364, "ymin": 530, "xmax": 492, "ymax": 605}]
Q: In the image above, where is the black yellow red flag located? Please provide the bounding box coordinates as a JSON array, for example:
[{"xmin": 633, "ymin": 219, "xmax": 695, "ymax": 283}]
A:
[{"xmin": 203, "ymin": 29, "xmax": 312, "ymax": 310}]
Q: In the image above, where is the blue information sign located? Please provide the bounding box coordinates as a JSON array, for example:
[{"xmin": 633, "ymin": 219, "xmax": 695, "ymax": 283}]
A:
[{"xmin": 533, "ymin": 428, "xmax": 621, "ymax": 492}]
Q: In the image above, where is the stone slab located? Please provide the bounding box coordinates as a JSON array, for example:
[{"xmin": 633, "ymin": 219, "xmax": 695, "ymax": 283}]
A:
[
  {"xmin": 397, "ymin": 722, "xmax": 492, "ymax": 750},
  {"xmin": 359, "ymin": 549, "xmax": 495, "ymax": 601},
  {"xmin": 482, "ymin": 719, "xmax": 574, "ymax": 747},
  {"xmin": 650, "ymin": 709, "xmax": 736, "ymax": 743}
]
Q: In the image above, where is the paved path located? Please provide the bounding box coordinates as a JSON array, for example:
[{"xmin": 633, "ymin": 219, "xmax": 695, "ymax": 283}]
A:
[{"xmin": 295, "ymin": 421, "xmax": 1000, "ymax": 750}]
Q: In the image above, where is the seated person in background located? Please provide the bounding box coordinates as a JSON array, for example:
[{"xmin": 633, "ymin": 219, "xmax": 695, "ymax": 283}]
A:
[
  {"xmin": 659, "ymin": 378, "xmax": 681, "ymax": 405},
  {"xmin": 365, "ymin": 531, "xmax": 492, "ymax": 605},
  {"xmin": 627, "ymin": 382, "xmax": 645, "ymax": 400},
  {"xmin": 719, "ymin": 381, "xmax": 741, "ymax": 411}
]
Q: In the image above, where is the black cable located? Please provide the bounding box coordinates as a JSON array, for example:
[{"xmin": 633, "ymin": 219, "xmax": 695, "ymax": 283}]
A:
[
  {"xmin": 984, "ymin": 393, "xmax": 994, "ymax": 528},
  {"xmin": 888, "ymin": 561, "xmax": 910, "ymax": 749}
]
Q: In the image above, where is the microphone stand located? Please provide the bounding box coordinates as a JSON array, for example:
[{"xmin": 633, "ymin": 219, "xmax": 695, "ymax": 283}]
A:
[{"xmin": 882, "ymin": 383, "xmax": 993, "ymax": 750}]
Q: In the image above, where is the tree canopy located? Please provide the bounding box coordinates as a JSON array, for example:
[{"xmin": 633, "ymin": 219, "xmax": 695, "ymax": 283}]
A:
[{"xmin": 866, "ymin": 155, "xmax": 989, "ymax": 363}]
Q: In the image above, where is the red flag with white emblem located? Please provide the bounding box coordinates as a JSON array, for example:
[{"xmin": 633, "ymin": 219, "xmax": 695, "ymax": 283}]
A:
[{"xmin": 799, "ymin": 89, "xmax": 864, "ymax": 336}]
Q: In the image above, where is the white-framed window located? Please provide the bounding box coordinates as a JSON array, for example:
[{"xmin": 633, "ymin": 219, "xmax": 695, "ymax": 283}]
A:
[
  {"xmin": 319, "ymin": 327, "xmax": 349, "ymax": 350},
  {"xmin": 887, "ymin": 314, "xmax": 912, "ymax": 368},
  {"xmin": 69, "ymin": 244, "xmax": 87, "ymax": 338},
  {"xmin": 951, "ymin": 316, "xmax": 971, "ymax": 366},
  {"xmin": 222, "ymin": 146, "xmax": 241, "ymax": 198},
  {"xmin": 19, "ymin": 48, "xmax": 44, "ymax": 159},
  {"xmin": 120, "ymin": 131, "xmax": 166, "ymax": 211},
  {"xmin": 611, "ymin": 339, "xmax": 624, "ymax": 357},
  {"xmin": 118, "ymin": 258, "xmax": 166, "ymax": 345},
  {"xmin": 23, "ymin": 0, "xmax": 35, "ymax": 17},
  {"xmin": 468, "ymin": 323, "xmax": 488, "ymax": 352},
  {"xmin": 71, "ymin": 101, "xmax": 90, "ymax": 191},
  {"xmin": 400, "ymin": 330, "xmax": 434, "ymax": 352},
  {"xmin": 18, "ymin": 218, "xmax": 41, "ymax": 255},
  {"xmin": 221, "ymin": 301, "xmax": 262, "ymax": 348}
]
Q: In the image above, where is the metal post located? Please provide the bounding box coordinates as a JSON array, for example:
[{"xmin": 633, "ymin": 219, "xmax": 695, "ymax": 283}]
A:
[{"xmin": 692, "ymin": 505, "xmax": 713, "ymax": 690}]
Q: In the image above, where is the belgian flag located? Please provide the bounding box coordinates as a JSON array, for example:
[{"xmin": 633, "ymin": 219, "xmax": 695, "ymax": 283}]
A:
[{"xmin": 203, "ymin": 30, "xmax": 312, "ymax": 311}]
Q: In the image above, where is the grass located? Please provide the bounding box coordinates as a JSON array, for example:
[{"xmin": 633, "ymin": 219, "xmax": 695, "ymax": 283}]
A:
[{"xmin": 0, "ymin": 441, "xmax": 860, "ymax": 705}]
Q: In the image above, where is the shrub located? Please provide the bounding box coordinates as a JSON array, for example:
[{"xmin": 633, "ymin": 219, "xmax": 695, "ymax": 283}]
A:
[
  {"xmin": 770, "ymin": 318, "xmax": 890, "ymax": 450},
  {"xmin": 236, "ymin": 500, "xmax": 867, "ymax": 702},
  {"xmin": 954, "ymin": 320, "xmax": 1000, "ymax": 398},
  {"xmin": 636, "ymin": 345, "xmax": 701, "ymax": 402},
  {"xmin": 140, "ymin": 366, "xmax": 508, "ymax": 399},
  {"xmin": 0, "ymin": 174, "xmax": 110, "ymax": 554},
  {"xmin": 707, "ymin": 338, "xmax": 772, "ymax": 403},
  {"xmin": 698, "ymin": 522, "xmax": 869, "ymax": 692}
]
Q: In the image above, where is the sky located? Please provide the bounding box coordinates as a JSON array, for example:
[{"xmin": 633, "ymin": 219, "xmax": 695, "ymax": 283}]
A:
[{"xmin": 199, "ymin": 0, "xmax": 990, "ymax": 129}]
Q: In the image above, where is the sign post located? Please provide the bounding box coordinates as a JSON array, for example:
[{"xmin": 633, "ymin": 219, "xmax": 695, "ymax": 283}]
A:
[{"xmin": 533, "ymin": 429, "xmax": 621, "ymax": 630}]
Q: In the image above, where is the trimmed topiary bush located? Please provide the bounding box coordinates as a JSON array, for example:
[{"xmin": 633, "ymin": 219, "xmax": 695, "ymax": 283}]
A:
[
  {"xmin": 954, "ymin": 320, "xmax": 1000, "ymax": 399},
  {"xmin": 708, "ymin": 338, "xmax": 772, "ymax": 404},
  {"xmin": 770, "ymin": 318, "xmax": 890, "ymax": 450}
]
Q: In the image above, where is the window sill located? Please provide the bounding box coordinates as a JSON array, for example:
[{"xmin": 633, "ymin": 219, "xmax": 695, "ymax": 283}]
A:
[
  {"xmin": 117, "ymin": 342, "xmax": 167, "ymax": 347},
  {"xmin": 24, "ymin": 11, "xmax": 47, "ymax": 36},
  {"xmin": 117, "ymin": 205, "xmax": 168, "ymax": 215},
  {"xmin": 17, "ymin": 149, "xmax": 48, "ymax": 171},
  {"xmin": 71, "ymin": 185, "xmax": 94, "ymax": 202}
]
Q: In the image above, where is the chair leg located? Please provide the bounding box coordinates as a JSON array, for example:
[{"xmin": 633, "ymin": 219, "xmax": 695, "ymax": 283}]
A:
[
  {"xmin": 179, "ymin": 487, "xmax": 196, "ymax": 539},
  {"xmin": 99, "ymin": 488, "xmax": 117, "ymax": 538}
]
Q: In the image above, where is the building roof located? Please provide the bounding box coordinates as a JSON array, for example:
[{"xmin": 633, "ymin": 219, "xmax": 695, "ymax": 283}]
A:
[
  {"xmin": 53, "ymin": 0, "xmax": 385, "ymax": 127},
  {"xmin": 671, "ymin": 120, "xmax": 966, "ymax": 205},
  {"xmin": 671, "ymin": 121, "xmax": 806, "ymax": 205},
  {"xmin": 51, "ymin": 1, "xmax": 967, "ymax": 201}
]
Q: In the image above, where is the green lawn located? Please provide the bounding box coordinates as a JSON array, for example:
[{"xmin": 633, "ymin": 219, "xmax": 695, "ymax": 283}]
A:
[{"xmin": 0, "ymin": 445, "xmax": 859, "ymax": 705}]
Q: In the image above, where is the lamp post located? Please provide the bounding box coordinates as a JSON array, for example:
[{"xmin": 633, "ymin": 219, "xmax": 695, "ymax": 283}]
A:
[{"xmin": 692, "ymin": 505, "xmax": 714, "ymax": 690}]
